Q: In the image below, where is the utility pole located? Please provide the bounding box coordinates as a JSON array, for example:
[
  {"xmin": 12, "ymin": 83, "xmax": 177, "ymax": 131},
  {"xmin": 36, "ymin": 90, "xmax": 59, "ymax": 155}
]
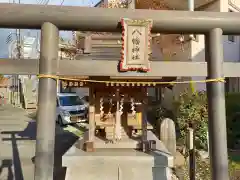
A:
[
  {"xmin": 16, "ymin": 0, "xmax": 21, "ymax": 107},
  {"xmin": 11, "ymin": 0, "xmax": 21, "ymax": 107}
]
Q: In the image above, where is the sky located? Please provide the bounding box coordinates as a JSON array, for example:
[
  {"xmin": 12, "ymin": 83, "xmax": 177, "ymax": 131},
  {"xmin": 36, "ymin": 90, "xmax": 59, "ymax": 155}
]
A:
[{"xmin": 0, "ymin": 0, "xmax": 100, "ymax": 57}]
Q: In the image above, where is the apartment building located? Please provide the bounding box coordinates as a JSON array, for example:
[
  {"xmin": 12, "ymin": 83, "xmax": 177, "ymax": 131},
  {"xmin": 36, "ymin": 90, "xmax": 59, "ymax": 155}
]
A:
[
  {"xmin": 224, "ymin": 1, "xmax": 240, "ymax": 92},
  {"xmin": 189, "ymin": 0, "xmax": 240, "ymax": 93},
  {"xmin": 159, "ymin": 0, "xmax": 240, "ymax": 108}
]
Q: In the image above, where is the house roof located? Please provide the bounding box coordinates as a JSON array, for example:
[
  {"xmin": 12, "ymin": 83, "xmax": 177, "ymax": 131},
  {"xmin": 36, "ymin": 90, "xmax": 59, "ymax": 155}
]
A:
[
  {"xmin": 90, "ymin": 0, "xmax": 192, "ymax": 57},
  {"xmin": 0, "ymin": 77, "xmax": 10, "ymax": 88},
  {"xmin": 94, "ymin": 0, "xmax": 215, "ymax": 10}
]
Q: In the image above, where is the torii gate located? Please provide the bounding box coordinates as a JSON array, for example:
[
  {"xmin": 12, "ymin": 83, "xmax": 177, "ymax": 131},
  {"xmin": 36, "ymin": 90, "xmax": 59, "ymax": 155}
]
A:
[{"xmin": 0, "ymin": 3, "xmax": 239, "ymax": 180}]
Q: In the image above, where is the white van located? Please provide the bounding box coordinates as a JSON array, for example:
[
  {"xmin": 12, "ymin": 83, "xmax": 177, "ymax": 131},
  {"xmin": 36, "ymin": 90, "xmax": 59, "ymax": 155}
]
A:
[{"xmin": 56, "ymin": 93, "xmax": 88, "ymax": 126}]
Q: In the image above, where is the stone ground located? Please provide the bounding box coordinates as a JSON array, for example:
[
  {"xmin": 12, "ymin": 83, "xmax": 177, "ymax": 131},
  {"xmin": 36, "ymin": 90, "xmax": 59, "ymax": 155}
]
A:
[{"xmin": 0, "ymin": 105, "xmax": 83, "ymax": 180}]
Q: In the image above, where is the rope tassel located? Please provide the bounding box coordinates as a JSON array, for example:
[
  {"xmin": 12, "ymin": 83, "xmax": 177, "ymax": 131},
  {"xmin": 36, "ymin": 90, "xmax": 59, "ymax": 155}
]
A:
[
  {"xmin": 130, "ymin": 98, "xmax": 136, "ymax": 116},
  {"xmin": 100, "ymin": 97, "xmax": 104, "ymax": 118},
  {"xmin": 119, "ymin": 97, "xmax": 124, "ymax": 115}
]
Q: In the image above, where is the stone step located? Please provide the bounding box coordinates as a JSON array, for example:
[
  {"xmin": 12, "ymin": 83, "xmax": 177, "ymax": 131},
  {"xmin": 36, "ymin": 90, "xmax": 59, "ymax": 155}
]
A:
[
  {"xmin": 106, "ymin": 132, "xmax": 129, "ymax": 138},
  {"xmin": 105, "ymin": 127, "xmax": 127, "ymax": 132},
  {"xmin": 63, "ymin": 147, "xmax": 174, "ymax": 180},
  {"xmin": 106, "ymin": 133, "xmax": 129, "ymax": 137},
  {"xmin": 105, "ymin": 127, "xmax": 125, "ymax": 129},
  {"xmin": 105, "ymin": 135, "xmax": 129, "ymax": 140},
  {"xmin": 105, "ymin": 131, "xmax": 128, "ymax": 135},
  {"xmin": 95, "ymin": 140, "xmax": 140, "ymax": 149},
  {"xmin": 105, "ymin": 130, "xmax": 128, "ymax": 134}
]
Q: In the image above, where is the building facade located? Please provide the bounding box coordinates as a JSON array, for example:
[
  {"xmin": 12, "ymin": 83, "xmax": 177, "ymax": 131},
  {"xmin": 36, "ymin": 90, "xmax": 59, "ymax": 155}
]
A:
[
  {"xmin": 8, "ymin": 35, "xmax": 40, "ymax": 107},
  {"xmin": 160, "ymin": 0, "xmax": 240, "ymax": 109},
  {"xmin": 96, "ymin": 0, "xmax": 240, "ymax": 108}
]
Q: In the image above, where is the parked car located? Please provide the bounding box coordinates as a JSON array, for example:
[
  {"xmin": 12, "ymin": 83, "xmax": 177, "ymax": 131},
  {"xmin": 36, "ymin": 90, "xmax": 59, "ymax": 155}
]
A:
[
  {"xmin": 80, "ymin": 95, "xmax": 89, "ymax": 106},
  {"xmin": 56, "ymin": 93, "xmax": 88, "ymax": 126}
]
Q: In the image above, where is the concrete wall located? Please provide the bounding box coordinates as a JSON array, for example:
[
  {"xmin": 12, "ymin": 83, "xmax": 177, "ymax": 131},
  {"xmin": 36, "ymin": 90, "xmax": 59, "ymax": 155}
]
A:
[{"xmin": 0, "ymin": 87, "xmax": 9, "ymax": 101}]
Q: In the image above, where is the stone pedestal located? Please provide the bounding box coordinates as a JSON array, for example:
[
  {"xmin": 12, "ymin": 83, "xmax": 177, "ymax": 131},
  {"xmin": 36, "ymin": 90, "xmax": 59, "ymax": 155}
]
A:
[{"xmin": 63, "ymin": 149, "xmax": 174, "ymax": 180}]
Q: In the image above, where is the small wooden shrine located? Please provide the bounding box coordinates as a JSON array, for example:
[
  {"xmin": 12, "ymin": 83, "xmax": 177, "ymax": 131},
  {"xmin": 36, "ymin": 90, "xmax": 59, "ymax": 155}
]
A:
[{"xmin": 60, "ymin": 18, "xmax": 176, "ymax": 152}]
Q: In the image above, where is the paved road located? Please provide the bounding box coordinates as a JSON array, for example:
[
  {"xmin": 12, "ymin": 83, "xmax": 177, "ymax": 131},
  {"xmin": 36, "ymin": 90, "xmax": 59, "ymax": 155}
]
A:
[
  {"xmin": 0, "ymin": 105, "xmax": 82, "ymax": 180},
  {"xmin": 0, "ymin": 105, "xmax": 34, "ymax": 180}
]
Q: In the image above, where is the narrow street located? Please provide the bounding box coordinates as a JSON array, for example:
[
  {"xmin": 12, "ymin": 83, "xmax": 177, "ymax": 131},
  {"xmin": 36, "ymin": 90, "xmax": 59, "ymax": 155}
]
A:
[
  {"xmin": 0, "ymin": 105, "xmax": 35, "ymax": 180},
  {"xmin": 0, "ymin": 105, "xmax": 83, "ymax": 180}
]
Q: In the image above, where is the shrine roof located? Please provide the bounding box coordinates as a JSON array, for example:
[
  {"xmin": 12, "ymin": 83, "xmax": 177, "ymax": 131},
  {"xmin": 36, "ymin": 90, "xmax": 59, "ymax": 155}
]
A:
[
  {"xmin": 95, "ymin": 0, "xmax": 215, "ymax": 10},
  {"xmin": 59, "ymin": 75, "xmax": 176, "ymax": 89},
  {"xmin": 0, "ymin": 77, "xmax": 10, "ymax": 88}
]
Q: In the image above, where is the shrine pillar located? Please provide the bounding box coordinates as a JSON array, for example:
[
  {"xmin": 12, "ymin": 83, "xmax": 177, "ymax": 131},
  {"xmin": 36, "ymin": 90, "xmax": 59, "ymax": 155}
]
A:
[
  {"xmin": 85, "ymin": 86, "xmax": 95, "ymax": 152},
  {"xmin": 141, "ymin": 88, "xmax": 148, "ymax": 152},
  {"xmin": 115, "ymin": 88, "xmax": 122, "ymax": 140}
]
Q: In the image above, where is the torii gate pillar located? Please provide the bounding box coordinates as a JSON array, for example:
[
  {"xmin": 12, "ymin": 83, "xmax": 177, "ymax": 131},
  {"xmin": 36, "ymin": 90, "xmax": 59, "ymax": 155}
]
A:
[{"xmin": 205, "ymin": 28, "xmax": 229, "ymax": 180}]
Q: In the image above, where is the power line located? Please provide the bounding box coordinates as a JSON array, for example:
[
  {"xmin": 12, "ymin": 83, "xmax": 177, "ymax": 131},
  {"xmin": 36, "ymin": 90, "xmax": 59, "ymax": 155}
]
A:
[
  {"xmin": 60, "ymin": 0, "xmax": 65, "ymax": 5},
  {"xmin": 36, "ymin": 0, "xmax": 50, "ymax": 5}
]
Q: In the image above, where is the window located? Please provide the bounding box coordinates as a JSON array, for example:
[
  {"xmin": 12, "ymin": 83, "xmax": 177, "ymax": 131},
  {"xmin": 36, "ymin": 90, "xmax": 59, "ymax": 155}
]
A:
[
  {"xmin": 228, "ymin": 35, "xmax": 235, "ymax": 42},
  {"xmin": 225, "ymin": 78, "xmax": 230, "ymax": 93},
  {"xmin": 81, "ymin": 96, "xmax": 89, "ymax": 102},
  {"xmin": 59, "ymin": 95, "xmax": 84, "ymax": 106}
]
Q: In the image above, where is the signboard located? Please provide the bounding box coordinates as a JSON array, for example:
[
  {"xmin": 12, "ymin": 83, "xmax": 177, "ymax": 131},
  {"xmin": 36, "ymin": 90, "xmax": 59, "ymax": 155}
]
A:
[{"xmin": 120, "ymin": 18, "xmax": 153, "ymax": 72}]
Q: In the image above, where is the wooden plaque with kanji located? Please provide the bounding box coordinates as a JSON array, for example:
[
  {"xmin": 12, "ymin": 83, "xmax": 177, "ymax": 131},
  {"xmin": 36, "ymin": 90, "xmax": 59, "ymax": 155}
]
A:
[{"xmin": 120, "ymin": 18, "xmax": 153, "ymax": 72}]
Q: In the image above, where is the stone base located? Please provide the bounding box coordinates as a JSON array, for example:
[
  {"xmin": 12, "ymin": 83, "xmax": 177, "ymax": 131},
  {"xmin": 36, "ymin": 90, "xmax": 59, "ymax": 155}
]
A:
[
  {"xmin": 84, "ymin": 141, "xmax": 95, "ymax": 152},
  {"xmin": 63, "ymin": 149, "xmax": 174, "ymax": 180}
]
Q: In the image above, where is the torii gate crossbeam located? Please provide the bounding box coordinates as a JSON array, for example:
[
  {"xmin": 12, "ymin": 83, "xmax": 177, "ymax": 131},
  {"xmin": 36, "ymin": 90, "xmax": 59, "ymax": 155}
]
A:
[{"xmin": 0, "ymin": 3, "xmax": 239, "ymax": 34}]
